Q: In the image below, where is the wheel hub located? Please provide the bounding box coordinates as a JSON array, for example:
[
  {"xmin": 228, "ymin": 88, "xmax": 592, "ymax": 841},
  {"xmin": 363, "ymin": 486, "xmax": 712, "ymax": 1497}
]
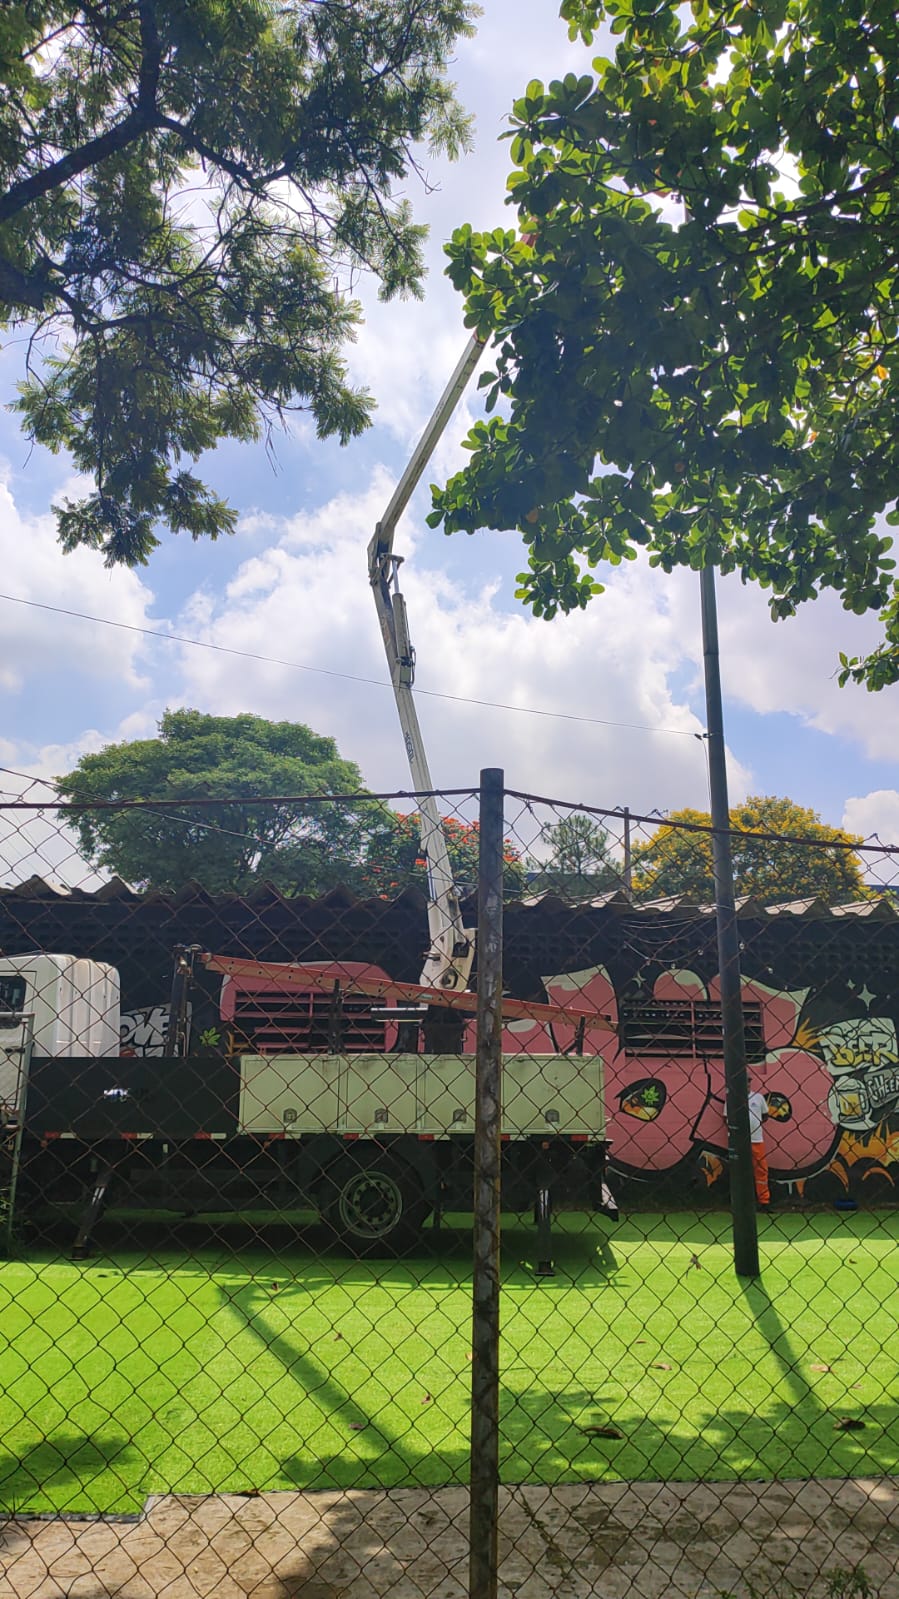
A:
[{"xmin": 337, "ymin": 1169, "xmax": 403, "ymax": 1239}]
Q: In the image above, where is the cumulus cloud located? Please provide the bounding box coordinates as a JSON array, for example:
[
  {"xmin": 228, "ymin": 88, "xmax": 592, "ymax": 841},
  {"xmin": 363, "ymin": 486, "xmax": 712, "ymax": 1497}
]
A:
[
  {"xmin": 661, "ymin": 560, "xmax": 899, "ymax": 764},
  {"xmin": 0, "ymin": 470, "xmax": 156, "ymax": 695},
  {"xmin": 0, "ymin": 753, "xmax": 101, "ymax": 890},
  {"xmin": 843, "ymin": 790, "xmax": 899, "ymax": 850},
  {"xmin": 339, "ymin": 2, "xmax": 595, "ymax": 452},
  {"xmin": 169, "ymin": 474, "xmax": 750, "ymax": 817}
]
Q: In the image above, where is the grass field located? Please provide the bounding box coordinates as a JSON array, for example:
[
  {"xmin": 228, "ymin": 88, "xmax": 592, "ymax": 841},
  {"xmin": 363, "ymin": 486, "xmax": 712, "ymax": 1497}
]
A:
[{"xmin": 1, "ymin": 1210, "xmax": 897, "ymax": 1516}]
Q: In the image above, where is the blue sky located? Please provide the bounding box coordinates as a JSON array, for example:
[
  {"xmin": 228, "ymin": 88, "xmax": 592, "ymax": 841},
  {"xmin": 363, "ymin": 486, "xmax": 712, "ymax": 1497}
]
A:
[{"xmin": 2, "ymin": 0, "xmax": 899, "ymax": 886}]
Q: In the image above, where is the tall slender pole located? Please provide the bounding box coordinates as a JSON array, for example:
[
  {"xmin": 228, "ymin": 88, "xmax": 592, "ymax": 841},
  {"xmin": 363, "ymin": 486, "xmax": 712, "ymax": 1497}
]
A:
[
  {"xmin": 699, "ymin": 566, "xmax": 760, "ymax": 1278},
  {"xmin": 469, "ymin": 767, "xmax": 504, "ymax": 1599}
]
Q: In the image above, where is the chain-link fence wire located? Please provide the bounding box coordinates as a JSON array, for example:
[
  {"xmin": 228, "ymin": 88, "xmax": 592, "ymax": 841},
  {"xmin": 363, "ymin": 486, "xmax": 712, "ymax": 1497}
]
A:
[
  {"xmin": 493, "ymin": 790, "xmax": 899, "ymax": 1598},
  {"xmin": 0, "ymin": 778, "xmax": 898, "ymax": 1597},
  {"xmin": 0, "ymin": 779, "xmax": 498, "ymax": 1598}
]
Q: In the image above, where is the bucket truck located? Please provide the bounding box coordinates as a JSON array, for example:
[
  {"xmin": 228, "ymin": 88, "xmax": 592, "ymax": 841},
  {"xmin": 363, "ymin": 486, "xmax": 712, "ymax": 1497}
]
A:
[
  {"xmin": 367, "ymin": 335, "xmax": 483, "ymax": 993},
  {"xmin": 1, "ymin": 340, "xmax": 617, "ymax": 1260}
]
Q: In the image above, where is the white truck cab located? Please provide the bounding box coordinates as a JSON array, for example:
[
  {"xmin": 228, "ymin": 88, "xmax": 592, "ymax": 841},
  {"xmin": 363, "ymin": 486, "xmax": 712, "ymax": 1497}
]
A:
[{"xmin": 0, "ymin": 954, "xmax": 119, "ymax": 1116}]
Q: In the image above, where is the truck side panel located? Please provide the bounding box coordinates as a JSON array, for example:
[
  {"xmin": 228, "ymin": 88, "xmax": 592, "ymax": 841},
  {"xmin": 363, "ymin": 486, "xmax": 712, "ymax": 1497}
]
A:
[
  {"xmin": 237, "ymin": 1052, "xmax": 606, "ymax": 1138},
  {"xmin": 24, "ymin": 1054, "xmax": 240, "ymax": 1138}
]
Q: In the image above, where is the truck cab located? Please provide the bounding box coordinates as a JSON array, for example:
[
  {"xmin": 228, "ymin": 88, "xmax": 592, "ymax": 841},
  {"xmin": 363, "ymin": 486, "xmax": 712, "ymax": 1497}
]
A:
[{"xmin": 0, "ymin": 954, "xmax": 119, "ymax": 1118}]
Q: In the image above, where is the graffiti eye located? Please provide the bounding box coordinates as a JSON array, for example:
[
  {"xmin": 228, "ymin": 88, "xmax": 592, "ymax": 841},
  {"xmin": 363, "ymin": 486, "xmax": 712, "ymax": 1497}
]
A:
[
  {"xmin": 620, "ymin": 1079, "xmax": 667, "ymax": 1121},
  {"xmin": 767, "ymin": 1092, "xmax": 792, "ymax": 1122}
]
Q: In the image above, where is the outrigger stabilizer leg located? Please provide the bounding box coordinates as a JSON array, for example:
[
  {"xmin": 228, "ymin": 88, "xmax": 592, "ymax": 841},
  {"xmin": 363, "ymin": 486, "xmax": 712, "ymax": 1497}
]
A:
[{"xmin": 72, "ymin": 1163, "xmax": 116, "ymax": 1260}]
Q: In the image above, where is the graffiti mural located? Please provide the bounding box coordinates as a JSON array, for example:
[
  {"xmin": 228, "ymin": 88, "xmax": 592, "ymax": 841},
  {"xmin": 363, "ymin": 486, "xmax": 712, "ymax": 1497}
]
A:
[
  {"xmin": 119, "ymin": 1004, "xmax": 181, "ymax": 1056},
  {"xmin": 492, "ymin": 962, "xmax": 899, "ymax": 1198}
]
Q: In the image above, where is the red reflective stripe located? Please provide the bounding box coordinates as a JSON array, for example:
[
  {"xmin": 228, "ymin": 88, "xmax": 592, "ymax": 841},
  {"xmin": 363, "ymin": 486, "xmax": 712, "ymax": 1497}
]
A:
[
  {"xmin": 193, "ymin": 1131, "xmax": 212, "ymax": 1140},
  {"xmin": 343, "ymin": 1132, "xmax": 359, "ymax": 1140},
  {"xmin": 570, "ymin": 1134, "xmax": 589, "ymax": 1143},
  {"xmin": 121, "ymin": 1133, "xmax": 138, "ymax": 1141},
  {"xmin": 44, "ymin": 1131, "xmax": 61, "ymax": 1141},
  {"xmin": 418, "ymin": 1133, "xmax": 435, "ymax": 1142}
]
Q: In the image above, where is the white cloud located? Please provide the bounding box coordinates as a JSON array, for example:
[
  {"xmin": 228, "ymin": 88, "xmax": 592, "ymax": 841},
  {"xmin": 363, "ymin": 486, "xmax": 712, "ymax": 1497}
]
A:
[
  {"xmin": 0, "ymin": 718, "xmax": 161, "ymax": 890},
  {"xmin": 0, "ymin": 474, "xmax": 156, "ymax": 695},
  {"xmin": 0, "ymin": 759, "xmax": 102, "ymax": 890},
  {"xmin": 660, "ymin": 561, "xmax": 899, "ymax": 764},
  {"xmin": 843, "ymin": 790, "xmax": 899, "ymax": 849},
  {"xmin": 339, "ymin": 2, "xmax": 597, "ymax": 451},
  {"xmin": 168, "ymin": 474, "xmax": 750, "ymax": 825}
]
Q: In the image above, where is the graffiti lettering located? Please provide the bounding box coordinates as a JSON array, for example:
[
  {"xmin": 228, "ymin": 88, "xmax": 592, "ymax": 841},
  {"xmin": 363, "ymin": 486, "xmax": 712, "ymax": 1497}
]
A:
[
  {"xmin": 501, "ymin": 965, "xmax": 840, "ymax": 1183},
  {"xmin": 119, "ymin": 1003, "xmax": 185, "ymax": 1057}
]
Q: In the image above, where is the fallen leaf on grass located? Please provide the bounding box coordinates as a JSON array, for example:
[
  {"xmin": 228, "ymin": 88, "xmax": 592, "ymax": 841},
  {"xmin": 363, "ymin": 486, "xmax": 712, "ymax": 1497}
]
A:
[
  {"xmin": 421, "ymin": 1394, "xmax": 432, "ymax": 1405},
  {"xmin": 349, "ymin": 1422, "xmax": 365, "ymax": 1432},
  {"xmin": 652, "ymin": 1363, "xmax": 673, "ymax": 1370},
  {"xmin": 581, "ymin": 1425, "xmax": 624, "ymax": 1439},
  {"xmin": 333, "ymin": 1332, "xmax": 343, "ymax": 1340},
  {"xmin": 810, "ymin": 1364, "xmax": 832, "ymax": 1373},
  {"xmin": 834, "ymin": 1417, "xmax": 865, "ymax": 1431}
]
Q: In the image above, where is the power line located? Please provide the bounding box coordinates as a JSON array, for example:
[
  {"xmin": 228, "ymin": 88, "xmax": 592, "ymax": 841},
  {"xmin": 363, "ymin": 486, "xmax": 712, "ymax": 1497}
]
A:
[{"xmin": 0, "ymin": 590, "xmax": 699, "ymax": 740}]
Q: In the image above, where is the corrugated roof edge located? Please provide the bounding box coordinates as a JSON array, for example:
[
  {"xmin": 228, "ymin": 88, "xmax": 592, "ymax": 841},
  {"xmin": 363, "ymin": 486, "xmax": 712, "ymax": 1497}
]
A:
[
  {"xmin": 0, "ymin": 878, "xmax": 894, "ymax": 918},
  {"xmin": 0, "ymin": 876, "xmax": 432, "ymax": 911}
]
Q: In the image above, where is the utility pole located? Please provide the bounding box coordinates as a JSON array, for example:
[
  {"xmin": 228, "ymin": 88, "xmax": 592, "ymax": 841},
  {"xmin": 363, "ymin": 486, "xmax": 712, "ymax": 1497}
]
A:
[{"xmin": 699, "ymin": 565, "xmax": 760, "ymax": 1278}]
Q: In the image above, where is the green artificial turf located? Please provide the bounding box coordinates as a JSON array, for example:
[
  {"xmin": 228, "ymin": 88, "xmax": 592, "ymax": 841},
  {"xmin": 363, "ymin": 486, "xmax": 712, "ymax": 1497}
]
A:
[{"xmin": 1, "ymin": 1211, "xmax": 897, "ymax": 1515}]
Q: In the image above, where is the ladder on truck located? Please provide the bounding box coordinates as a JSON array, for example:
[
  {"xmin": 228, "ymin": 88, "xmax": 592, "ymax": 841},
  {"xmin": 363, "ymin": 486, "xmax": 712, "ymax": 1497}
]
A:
[{"xmin": 1, "ymin": 1009, "xmax": 34, "ymax": 1251}]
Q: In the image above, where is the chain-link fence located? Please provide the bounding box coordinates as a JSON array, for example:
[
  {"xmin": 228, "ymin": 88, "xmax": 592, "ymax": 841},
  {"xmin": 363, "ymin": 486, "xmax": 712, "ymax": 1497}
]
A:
[{"xmin": 1, "ymin": 775, "xmax": 898, "ymax": 1598}]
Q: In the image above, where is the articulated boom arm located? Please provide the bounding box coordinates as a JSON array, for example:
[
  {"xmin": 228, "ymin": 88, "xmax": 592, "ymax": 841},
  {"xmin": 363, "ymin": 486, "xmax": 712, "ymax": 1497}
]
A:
[{"xmin": 368, "ymin": 336, "xmax": 483, "ymax": 992}]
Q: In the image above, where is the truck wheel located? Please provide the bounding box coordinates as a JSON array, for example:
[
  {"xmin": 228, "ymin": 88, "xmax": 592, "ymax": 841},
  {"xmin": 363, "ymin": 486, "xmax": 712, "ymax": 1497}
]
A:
[{"xmin": 322, "ymin": 1149, "xmax": 429, "ymax": 1256}]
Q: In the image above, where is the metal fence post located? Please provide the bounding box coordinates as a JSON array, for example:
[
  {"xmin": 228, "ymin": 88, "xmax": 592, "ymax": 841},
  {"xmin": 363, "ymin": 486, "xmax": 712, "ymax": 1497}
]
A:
[{"xmin": 470, "ymin": 767, "xmax": 504, "ymax": 1599}]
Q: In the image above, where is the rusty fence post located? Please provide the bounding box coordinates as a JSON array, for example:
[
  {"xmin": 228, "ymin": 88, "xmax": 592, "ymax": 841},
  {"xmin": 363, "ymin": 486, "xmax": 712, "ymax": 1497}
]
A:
[{"xmin": 469, "ymin": 766, "xmax": 504, "ymax": 1599}]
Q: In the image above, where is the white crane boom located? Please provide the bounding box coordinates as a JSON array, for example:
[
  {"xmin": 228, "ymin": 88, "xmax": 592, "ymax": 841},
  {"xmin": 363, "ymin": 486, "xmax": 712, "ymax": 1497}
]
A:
[{"xmin": 367, "ymin": 335, "xmax": 483, "ymax": 991}]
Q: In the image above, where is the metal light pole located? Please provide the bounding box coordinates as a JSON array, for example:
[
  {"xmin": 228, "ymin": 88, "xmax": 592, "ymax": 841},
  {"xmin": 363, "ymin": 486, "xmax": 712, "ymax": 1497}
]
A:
[{"xmin": 699, "ymin": 564, "xmax": 760, "ymax": 1278}]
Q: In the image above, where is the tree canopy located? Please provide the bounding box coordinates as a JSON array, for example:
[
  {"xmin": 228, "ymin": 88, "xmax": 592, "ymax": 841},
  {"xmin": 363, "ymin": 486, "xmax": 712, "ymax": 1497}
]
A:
[
  {"xmin": 631, "ymin": 796, "xmax": 868, "ymax": 904},
  {"xmin": 359, "ymin": 810, "xmax": 525, "ymax": 899},
  {"xmin": 56, "ymin": 710, "xmax": 525, "ymax": 900},
  {"xmin": 429, "ymin": 0, "xmax": 899, "ymax": 689},
  {"xmin": 57, "ymin": 709, "xmax": 374, "ymax": 894},
  {"xmin": 1, "ymin": 0, "xmax": 475, "ymax": 565},
  {"xmin": 527, "ymin": 813, "xmax": 621, "ymax": 900}
]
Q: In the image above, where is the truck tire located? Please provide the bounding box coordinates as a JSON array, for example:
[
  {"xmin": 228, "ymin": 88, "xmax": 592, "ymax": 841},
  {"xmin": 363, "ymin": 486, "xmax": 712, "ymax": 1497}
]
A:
[{"xmin": 321, "ymin": 1148, "xmax": 429, "ymax": 1256}]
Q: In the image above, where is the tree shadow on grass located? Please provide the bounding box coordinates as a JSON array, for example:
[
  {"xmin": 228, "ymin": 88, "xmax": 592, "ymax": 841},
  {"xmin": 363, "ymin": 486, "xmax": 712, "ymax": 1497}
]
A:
[
  {"xmin": 497, "ymin": 1378, "xmax": 899, "ymax": 1486},
  {"xmin": 213, "ymin": 1225, "xmax": 899, "ymax": 1495},
  {"xmin": 0, "ymin": 1429, "xmax": 142, "ymax": 1516},
  {"xmin": 215, "ymin": 1224, "xmax": 620, "ymax": 1495}
]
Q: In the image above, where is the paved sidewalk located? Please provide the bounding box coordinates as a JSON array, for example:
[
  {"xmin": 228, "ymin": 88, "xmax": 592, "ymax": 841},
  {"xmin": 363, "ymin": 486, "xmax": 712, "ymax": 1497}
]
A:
[{"xmin": 2, "ymin": 1477, "xmax": 898, "ymax": 1598}]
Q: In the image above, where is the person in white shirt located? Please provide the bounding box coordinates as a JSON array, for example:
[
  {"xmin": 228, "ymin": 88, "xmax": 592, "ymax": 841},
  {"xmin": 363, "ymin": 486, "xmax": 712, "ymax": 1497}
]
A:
[{"xmin": 747, "ymin": 1079, "xmax": 770, "ymax": 1210}]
